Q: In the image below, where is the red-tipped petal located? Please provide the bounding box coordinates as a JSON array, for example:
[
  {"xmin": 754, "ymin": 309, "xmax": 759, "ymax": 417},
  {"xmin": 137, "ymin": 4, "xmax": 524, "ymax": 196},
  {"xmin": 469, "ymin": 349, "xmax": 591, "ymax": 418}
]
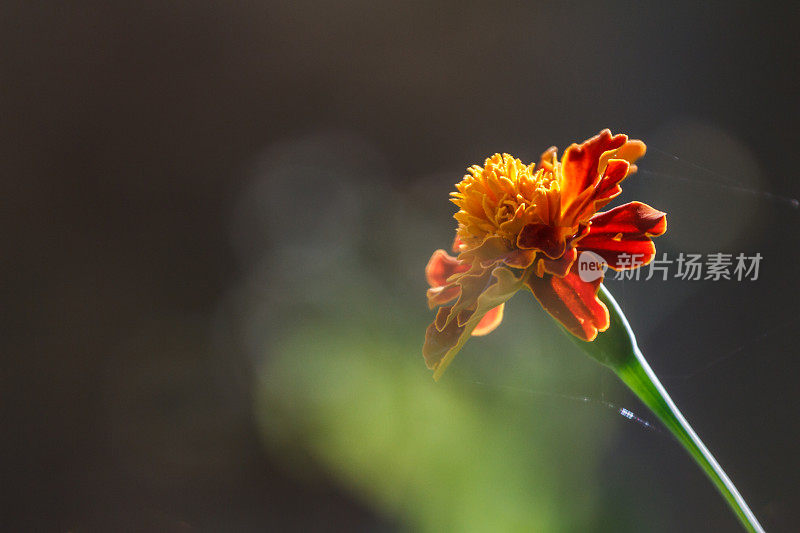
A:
[
  {"xmin": 426, "ymin": 249, "xmax": 470, "ymax": 287},
  {"xmin": 525, "ymin": 271, "xmax": 610, "ymax": 341},
  {"xmin": 561, "ymin": 129, "xmax": 627, "ymax": 204},
  {"xmin": 593, "ymin": 159, "xmax": 630, "ymax": 206},
  {"xmin": 588, "ymin": 201, "xmax": 667, "ymax": 236},
  {"xmin": 472, "ymin": 304, "xmax": 505, "ymax": 336},
  {"xmin": 579, "ymin": 202, "xmax": 667, "ymax": 270}
]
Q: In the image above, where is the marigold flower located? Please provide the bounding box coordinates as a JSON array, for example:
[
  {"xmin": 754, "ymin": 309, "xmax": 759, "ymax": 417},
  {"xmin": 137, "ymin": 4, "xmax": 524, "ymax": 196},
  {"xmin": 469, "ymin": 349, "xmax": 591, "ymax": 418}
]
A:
[{"xmin": 424, "ymin": 129, "xmax": 666, "ymax": 379}]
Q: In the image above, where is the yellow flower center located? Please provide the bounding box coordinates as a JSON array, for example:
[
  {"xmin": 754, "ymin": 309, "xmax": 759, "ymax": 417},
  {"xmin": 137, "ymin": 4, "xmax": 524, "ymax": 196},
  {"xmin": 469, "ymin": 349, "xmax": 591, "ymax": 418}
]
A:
[{"xmin": 451, "ymin": 153, "xmax": 561, "ymax": 249}]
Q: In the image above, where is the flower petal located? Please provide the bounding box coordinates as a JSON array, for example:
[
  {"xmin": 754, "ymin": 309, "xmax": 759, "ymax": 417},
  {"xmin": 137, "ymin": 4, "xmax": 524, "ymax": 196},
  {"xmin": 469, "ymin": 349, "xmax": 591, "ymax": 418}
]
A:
[
  {"xmin": 560, "ymin": 129, "xmax": 628, "ymax": 206},
  {"xmin": 472, "ymin": 304, "xmax": 505, "ymax": 336},
  {"xmin": 592, "ymin": 159, "xmax": 630, "ymax": 208},
  {"xmin": 424, "ymin": 266, "xmax": 525, "ymax": 380},
  {"xmin": 536, "ymin": 146, "xmax": 558, "ymax": 171},
  {"xmin": 423, "ymin": 306, "xmax": 466, "ymax": 369},
  {"xmin": 614, "ymin": 139, "xmax": 647, "ymax": 170},
  {"xmin": 517, "ymin": 223, "xmax": 566, "ymax": 258},
  {"xmin": 501, "ymin": 248, "xmax": 537, "ymax": 269},
  {"xmin": 446, "ymin": 266, "xmax": 496, "ymax": 328},
  {"xmin": 590, "ymin": 201, "xmax": 667, "ymax": 235},
  {"xmin": 524, "ymin": 270, "xmax": 610, "ymax": 341},
  {"xmin": 425, "ymin": 249, "xmax": 469, "ymax": 287},
  {"xmin": 538, "ymin": 247, "xmax": 577, "ymax": 277},
  {"xmin": 591, "ymin": 140, "xmax": 647, "ymax": 212},
  {"xmin": 426, "ymin": 285, "xmax": 461, "ymax": 309},
  {"xmin": 459, "ymin": 235, "xmax": 514, "ymax": 267},
  {"xmin": 597, "ymin": 139, "xmax": 646, "ymax": 176},
  {"xmin": 578, "ymin": 202, "xmax": 667, "ymax": 270}
]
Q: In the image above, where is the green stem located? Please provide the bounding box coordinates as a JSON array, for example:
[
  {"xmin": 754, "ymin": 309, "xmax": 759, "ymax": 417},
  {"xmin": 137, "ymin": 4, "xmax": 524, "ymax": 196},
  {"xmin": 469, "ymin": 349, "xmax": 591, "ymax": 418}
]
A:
[{"xmin": 571, "ymin": 284, "xmax": 764, "ymax": 532}]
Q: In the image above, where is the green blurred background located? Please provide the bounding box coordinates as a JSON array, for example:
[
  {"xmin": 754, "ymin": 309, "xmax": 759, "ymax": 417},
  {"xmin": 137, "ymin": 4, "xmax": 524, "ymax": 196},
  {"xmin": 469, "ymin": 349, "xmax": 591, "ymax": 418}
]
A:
[{"xmin": 3, "ymin": 1, "xmax": 798, "ymax": 531}]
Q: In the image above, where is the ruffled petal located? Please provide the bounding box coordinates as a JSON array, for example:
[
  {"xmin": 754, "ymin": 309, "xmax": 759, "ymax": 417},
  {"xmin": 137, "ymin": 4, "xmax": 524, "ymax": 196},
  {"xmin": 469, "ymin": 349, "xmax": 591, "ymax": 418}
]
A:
[
  {"xmin": 459, "ymin": 235, "xmax": 514, "ymax": 267},
  {"xmin": 425, "ymin": 249, "xmax": 470, "ymax": 287},
  {"xmin": 592, "ymin": 159, "xmax": 630, "ymax": 209},
  {"xmin": 423, "ymin": 306, "xmax": 466, "ymax": 369},
  {"xmin": 524, "ymin": 270, "xmax": 610, "ymax": 341},
  {"xmin": 472, "ymin": 304, "xmax": 505, "ymax": 336},
  {"xmin": 560, "ymin": 129, "xmax": 628, "ymax": 206},
  {"xmin": 426, "ymin": 285, "xmax": 461, "ymax": 309},
  {"xmin": 446, "ymin": 267, "xmax": 496, "ymax": 328},
  {"xmin": 538, "ymin": 247, "xmax": 577, "ymax": 278},
  {"xmin": 424, "ymin": 267, "xmax": 525, "ymax": 380},
  {"xmin": 613, "ymin": 139, "xmax": 646, "ymax": 171},
  {"xmin": 502, "ymin": 248, "xmax": 537, "ymax": 269},
  {"xmin": 578, "ymin": 202, "xmax": 667, "ymax": 270},
  {"xmin": 597, "ymin": 138, "xmax": 646, "ymax": 177}
]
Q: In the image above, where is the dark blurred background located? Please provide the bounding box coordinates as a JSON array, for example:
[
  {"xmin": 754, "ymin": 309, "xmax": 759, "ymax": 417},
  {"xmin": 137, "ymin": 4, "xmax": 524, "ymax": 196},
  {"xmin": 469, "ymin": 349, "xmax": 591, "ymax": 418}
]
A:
[{"xmin": 2, "ymin": 1, "xmax": 798, "ymax": 531}]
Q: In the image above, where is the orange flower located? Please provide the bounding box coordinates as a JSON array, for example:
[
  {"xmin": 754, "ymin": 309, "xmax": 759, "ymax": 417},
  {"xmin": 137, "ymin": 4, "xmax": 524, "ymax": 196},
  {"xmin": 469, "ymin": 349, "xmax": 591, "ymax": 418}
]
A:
[{"xmin": 424, "ymin": 129, "xmax": 666, "ymax": 379}]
